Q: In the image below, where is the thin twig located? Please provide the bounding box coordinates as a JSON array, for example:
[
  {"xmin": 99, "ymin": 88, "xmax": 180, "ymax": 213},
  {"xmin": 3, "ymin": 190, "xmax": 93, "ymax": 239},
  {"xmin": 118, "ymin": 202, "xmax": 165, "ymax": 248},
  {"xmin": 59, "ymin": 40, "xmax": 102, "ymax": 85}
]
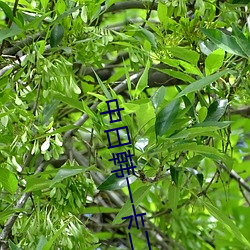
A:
[
  {"xmin": 219, "ymin": 162, "xmax": 250, "ymax": 193},
  {"xmin": 32, "ymin": 80, "xmax": 42, "ymax": 115},
  {"xmin": 141, "ymin": 0, "xmax": 156, "ymax": 28},
  {"xmin": 0, "ymin": 0, "xmax": 20, "ymax": 55}
]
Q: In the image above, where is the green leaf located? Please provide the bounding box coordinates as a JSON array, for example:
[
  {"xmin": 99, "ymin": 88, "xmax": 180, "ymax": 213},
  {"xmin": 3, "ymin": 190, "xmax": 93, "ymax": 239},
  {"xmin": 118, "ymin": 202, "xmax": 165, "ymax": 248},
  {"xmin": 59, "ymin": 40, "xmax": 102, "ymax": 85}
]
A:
[
  {"xmin": 138, "ymin": 27, "xmax": 157, "ymax": 48},
  {"xmin": 205, "ymin": 99, "xmax": 228, "ymax": 122},
  {"xmin": 80, "ymin": 206, "xmax": 120, "ymax": 214},
  {"xmin": 203, "ymin": 201, "xmax": 250, "ymax": 248},
  {"xmin": 234, "ymin": 35, "xmax": 250, "ymax": 58},
  {"xmin": 53, "ymin": 92, "xmax": 84, "ymax": 112},
  {"xmin": 170, "ymin": 165, "xmax": 181, "ymax": 186},
  {"xmin": 194, "ymin": 121, "xmax": 231, "ymax": 129},
  {"xmin": 168, "ymin": 47, "xmax": 200, "ymax": 65},
  {"xmin": 24, "ymin": 177, "xmax": 51, "ymax": 192},
  {"xmin": 134, "ymin": 59, "xmax": 151, "ymax": 98},
  {"xmin": 0, "ymin": 209, "xmax": 23, "ymax": 223},
  {"xmin": 9, "ymin": 241, "xmax": 22, "ymax": 250},
  {"xmin": 42, "ymin": 223, "xmax": 69, "ymax": 250},
  {"xmin": 170, "ymin": 126, "xmax": 220, "ymax": 139},
  {"xmin": 36, "ymin": 236, "xmax": 48, "ymax": 250},
  {"xmin": 0, "ymin": 25, "xmax": 23, "ymax": 42},
  {"xmin": 178, "ymin": 61, "xmax": 203, "ymax": 76},
  {"xmin": 151, "ymin": 86, "xmax": 166, "ymax": 111},
  {"xmin": 198, "ymin": 106, "xmax": 208, "ymax": 122},
  {"xmin": 205, "ymin": 49, "xmax": 225, "ymax": 75},
  {"xmin": 183, "ymin": 155, "xmax": 204, "ymax": 168},
  {"xmin": 0, "ymin": 2, "xmax": 14, "ymax": 21},
  {"xmin": 170, "ymin": 143, "xmax": 229, "ymax": 166},
  {"xmin": 200, "ymin": 28, "xmax": 247, "ymax": 58},
  {"xmin": 177, "ymin": 70, "xmax": 231, "ymax": 98},
  {"xmin": 53, "ymin": 5, "xmax": 83, "ymax": 23},
  {"xmin": 112, "ymin": 184, "xmax": 151, "ymax": 225},
  {"xmin": 40, "ymin": 0, "xmax": 49, "ymax": 9},
  {"xmin": 98, "ymin": 174, "xmax": 137, "ymax": 191},
  {"xmin": 199, "ymin": 39, "xmax": 218, "ymax": 55},
  {"xmin": 157, "ymin": 1, "xmax": 168, "ymax": 24},
  {"xmin": 156, "ymin": 67, "xmax": 195, "ymax": 83},
  {"xmin": 50, "ymin": 166, "xmax": 86, "ymax": 186},
  {"xmin": 93, "ymin": 70, "xmax": 112, "ymax": 99},
  {"xmin": 50, "ymin": 24, "xmax": 64, "ymax": 47},
  {"xmin": 0, "ymin": 168, "xmax": 18, "ymax": 194},
  {"xmin": 168, "ymin": 182, "xmax": 180, "ymax": 210},
  {"xmin": 185, "ymin": 167, "xmax": 204, "ymax": 187},
  {"xmin": 155, "ymin": 99, "xmax": 179, "ymax": 137},
  {"xmin": 41, "ymin": 100, "xmax": 60, "ymax": 125}
]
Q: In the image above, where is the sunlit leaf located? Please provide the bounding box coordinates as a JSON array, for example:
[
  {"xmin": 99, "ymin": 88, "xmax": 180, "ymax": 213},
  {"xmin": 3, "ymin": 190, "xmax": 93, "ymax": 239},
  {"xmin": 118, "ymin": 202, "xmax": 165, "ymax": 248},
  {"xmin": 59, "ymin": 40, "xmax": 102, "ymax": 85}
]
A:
[
  {"xmin": 205, "ymin": 49, "xmax": 225, "ymax": 75},
  {"xmin": 0, "ymin": 168, "xmax": 18, "ymax": 194}
]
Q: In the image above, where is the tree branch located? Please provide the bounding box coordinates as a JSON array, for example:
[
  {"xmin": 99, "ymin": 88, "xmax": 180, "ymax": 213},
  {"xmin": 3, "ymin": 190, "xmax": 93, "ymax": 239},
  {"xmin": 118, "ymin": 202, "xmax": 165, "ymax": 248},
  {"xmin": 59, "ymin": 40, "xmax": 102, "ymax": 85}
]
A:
[
  {"xmin": 2, "ymin": 32, "xmax": 46, "ymax": 56},
  {"xmin": 0, "ymin": 161, "xmax": 49, "ymax": 241}
]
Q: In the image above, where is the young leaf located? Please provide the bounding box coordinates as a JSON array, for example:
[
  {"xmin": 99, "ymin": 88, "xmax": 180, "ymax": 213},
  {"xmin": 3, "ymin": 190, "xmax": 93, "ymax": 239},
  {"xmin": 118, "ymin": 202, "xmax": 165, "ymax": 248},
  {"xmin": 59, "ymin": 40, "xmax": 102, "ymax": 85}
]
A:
[
  {"xmin": 134, "ymin": 59, "xmax": 150, "ymax": 98},
  {"xmin": 50, "ymin": 24, "xmax": 64, "ymax": 47},
  {"xmin": 93, "ymin": 70, "xmax": 112, "ymax": 99},
  {"xmin": 157, "ymin": 1, "xmax": 168, "ymax": 24},
  {"xmin": 42, "ymin": 223, "xmax": 69, "ymax": 250},
  {"xmin": 198, "ymin": 106, "xmax": 208, "ymax": 122},
  {"xmin": 168, "ymin": 182, "xmax": 180, "ymax": 210},
  {"xmin": 155, "ymin": 99, "xmax": 179, "ymax": 137},
  {"xmin": 205, "ymin": 49, "xmax": 225, "ymax": 75}
]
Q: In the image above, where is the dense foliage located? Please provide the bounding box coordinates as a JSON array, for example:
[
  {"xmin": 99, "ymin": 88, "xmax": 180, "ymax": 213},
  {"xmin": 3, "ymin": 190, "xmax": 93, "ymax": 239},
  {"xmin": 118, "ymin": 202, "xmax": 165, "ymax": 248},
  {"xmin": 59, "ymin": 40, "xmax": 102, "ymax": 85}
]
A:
[{"xmin": 1, "ymin": 0, "xmax": 250, "ymax": 249}]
